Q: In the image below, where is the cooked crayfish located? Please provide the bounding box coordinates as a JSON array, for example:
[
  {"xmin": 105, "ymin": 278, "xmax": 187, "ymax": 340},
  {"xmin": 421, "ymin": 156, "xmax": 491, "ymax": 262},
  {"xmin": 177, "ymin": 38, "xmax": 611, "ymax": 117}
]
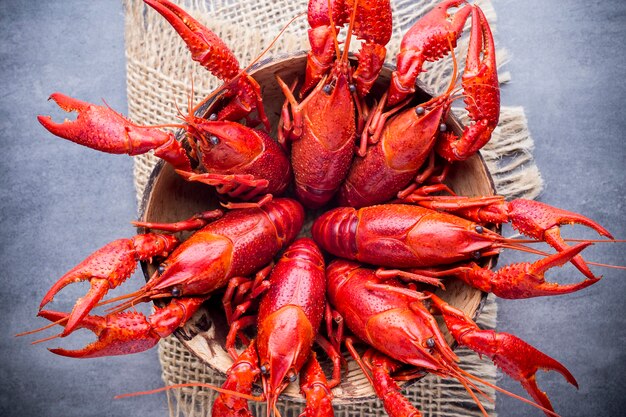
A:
[
  {"xmin": 312, "ymin": 199, "xmax": 612, "ymax": 298},
  {"xmin": 214, "ymin": 238, "xmax": 339, "ymax": 417},
  {"xmin": 36, "ymin": 198, "xmax": 304, "ymax": 357},
  {"xmin": 38, "ymin": 0, "xmax": 291, "ymax": 206},
  {"xmin": 277, "ymin": 0, "xmax": 392, "ymax": 208},
  {"xmin": 344, "ymin": 0, "xmax": 499, "ymax": 207},
  {"xmin": 326, "ymin": 260, "xmax": 579, "ymax": 416}
]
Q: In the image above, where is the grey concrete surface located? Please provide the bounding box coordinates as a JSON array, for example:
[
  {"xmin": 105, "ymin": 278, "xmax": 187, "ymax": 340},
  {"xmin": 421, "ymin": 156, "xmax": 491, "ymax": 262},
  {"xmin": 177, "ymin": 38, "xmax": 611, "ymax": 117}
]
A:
[{"xmin": 1, "ymin": 0, "xmax": 624, "ymax": 416}]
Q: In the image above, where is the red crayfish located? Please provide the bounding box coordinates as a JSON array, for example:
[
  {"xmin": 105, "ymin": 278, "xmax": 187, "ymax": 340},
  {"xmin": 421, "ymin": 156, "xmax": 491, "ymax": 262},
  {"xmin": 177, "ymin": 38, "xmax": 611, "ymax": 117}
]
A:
[
  {"xmin": 213, "ymin": 238, "xmax": 340, "ymax": 417},
  {"xmin": 326, "ymin": 260, "xmax": 579, "ymax": 416},
  {"xmin": 38, "ymin": 0, "xmax": 291, "ymax": 207},
  {"xmin": 277, "ymin": 0, "xmax": 393, "ymax": 208},
  {"xmin": 340, "ymin": 0, "xmax": 500, "ymax": 208},
  {"xmin": 34, "ymin": 198, "xmax": 304, "ymax": 357},
  {"xmin": 312, "ymin": 198, "xmax": 611, "ymax": 298}
]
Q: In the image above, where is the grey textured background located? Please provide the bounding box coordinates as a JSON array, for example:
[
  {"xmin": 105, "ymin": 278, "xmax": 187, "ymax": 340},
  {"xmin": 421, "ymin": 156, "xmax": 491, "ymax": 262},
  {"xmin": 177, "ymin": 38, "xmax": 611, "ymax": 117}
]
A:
[{"xmin": 1, "ymin": 0, "xmax": 624, "ymax": 416}]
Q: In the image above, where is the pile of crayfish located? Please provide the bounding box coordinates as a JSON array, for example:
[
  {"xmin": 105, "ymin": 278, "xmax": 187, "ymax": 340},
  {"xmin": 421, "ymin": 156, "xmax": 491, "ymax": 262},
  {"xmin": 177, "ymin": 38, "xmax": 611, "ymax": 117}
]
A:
[{"xmin": 25, "ymin": 0, "xmax": 620, "ymax": 416}]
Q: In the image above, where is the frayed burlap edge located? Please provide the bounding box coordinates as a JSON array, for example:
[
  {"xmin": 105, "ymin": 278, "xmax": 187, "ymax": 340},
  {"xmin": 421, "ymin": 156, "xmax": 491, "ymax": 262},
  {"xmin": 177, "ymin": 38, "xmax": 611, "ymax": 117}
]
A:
[{"xmin": 123, "ymin": 1, "xmax": 543, "ymax": 416}]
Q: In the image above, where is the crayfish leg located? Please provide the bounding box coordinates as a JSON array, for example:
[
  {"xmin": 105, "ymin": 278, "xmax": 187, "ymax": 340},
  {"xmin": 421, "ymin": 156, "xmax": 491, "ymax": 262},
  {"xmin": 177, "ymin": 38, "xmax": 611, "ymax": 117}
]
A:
[
  {"xmin": 299, "ymin": 352, "xmax": 334, "ymax": 417},
  {"xmin": 133, "ymin": 208, "xmax": 224, "ymax": 232},
  {"xmin": 213, "ymin": 341, "xmax": 260, "ymax": 417}
]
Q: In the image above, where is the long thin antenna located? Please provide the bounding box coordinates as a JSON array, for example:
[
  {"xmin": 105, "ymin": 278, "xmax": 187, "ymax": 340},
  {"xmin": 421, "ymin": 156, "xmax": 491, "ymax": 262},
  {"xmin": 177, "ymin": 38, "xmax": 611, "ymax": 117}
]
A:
[
  {"xmin": 340, "ymin": 0, "xmax": 359, "ymax": 64},
  {"xmin": 457, "ymin": 367, "xmax": 562, "ymax": 417},
  {"xmin": 326, "ymin": 0, "xmax": 342, "ymax": 62},
  {"xmin": 115, "ymin": 382, "xmax": 264, "ymax": 402}
]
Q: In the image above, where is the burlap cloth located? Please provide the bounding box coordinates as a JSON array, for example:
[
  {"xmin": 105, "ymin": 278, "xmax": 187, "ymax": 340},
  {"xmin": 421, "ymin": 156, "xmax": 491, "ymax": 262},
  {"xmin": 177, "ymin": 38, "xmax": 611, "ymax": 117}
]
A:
[{"xmin": 123, "ymin": 0, "xmax": 543, "ymax": 416}]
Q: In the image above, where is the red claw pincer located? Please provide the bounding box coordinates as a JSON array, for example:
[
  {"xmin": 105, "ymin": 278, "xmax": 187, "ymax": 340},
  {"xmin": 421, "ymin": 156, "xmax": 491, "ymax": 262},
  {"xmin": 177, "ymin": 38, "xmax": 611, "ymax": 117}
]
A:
[
  {"xmin": 143, "ymin": 0, "xmax": 269, "ymax": 129},
  {"xmin": 38, "ymin": 296, "xmax": 205, "ymax": 358},
  {"xmin": 39, "ymin": 233, "xmax": 179, "ymax": 336},
  {"xmin": 37, "ymin": 93, "xmax": 191, "ymax": 171},
  {"xmin": 387, "ymin": 0, "xmax": 472, "ymax": 106},
  {"xmin": 435, "ymin": 4, "xmax": 500, "ymax": 161}
]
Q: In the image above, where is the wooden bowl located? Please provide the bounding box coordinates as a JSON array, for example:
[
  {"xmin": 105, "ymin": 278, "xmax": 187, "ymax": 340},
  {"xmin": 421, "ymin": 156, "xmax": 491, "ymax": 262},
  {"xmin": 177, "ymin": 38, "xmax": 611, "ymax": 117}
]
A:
[{"xmin": 138, "ymin": 53, "xmax": 496, "ymax": 403}]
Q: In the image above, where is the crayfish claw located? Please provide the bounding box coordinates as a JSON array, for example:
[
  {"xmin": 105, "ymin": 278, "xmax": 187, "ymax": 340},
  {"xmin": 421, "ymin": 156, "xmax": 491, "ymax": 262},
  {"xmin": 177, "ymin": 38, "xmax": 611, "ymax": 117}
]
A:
[
  {"xmin": 520, "ymin": 241, "xmax": 600, "ymax": 296},
  {"xmin": 60, "ymin": 279, "xmax": 110, "ymax": 337},
  {"xmin": 454, "ymin": 242, "xmax": 600, "ymax": 298},
  {"xmin": 39, "ymin": 234, "xmax": 179, "ymax": 336},
  {"xmin": 37, "ymin": 93, "xmax": 92, "ymax": 142},
  {"xmin": 493, "ymin": 332, "xmax": 578, "ymax": 415},
  {"xmin": 39, "ymin": 91, "xmax": 188, "ymax": 167},
  {"xmin": 39, "ymin": 309, "xmax": 160, "ymax": 358},
  {"xmin": 144, "ymin": 0, "xmax": 240, "ymax": 80},
  {"xmin": 387, "ymin": 0, "xmax": 472, "ymax": 107},
  {"xmin": 508, "ymin": 199, "xmax": 613, "ymax": 279},
  {"xmin": 436, "ymin": 4, "xmax": 500, "ymax": 161},
  {"xmin": 427, "ymin": 292, "xmax": 577, "ymax": 415},
  {"xmin": 508, "ymin": 199, "xmax": 613, "ymax": 241},
  {"xmin": 47, "ymin": 92, "xmax": 91, "ymax": 112}
]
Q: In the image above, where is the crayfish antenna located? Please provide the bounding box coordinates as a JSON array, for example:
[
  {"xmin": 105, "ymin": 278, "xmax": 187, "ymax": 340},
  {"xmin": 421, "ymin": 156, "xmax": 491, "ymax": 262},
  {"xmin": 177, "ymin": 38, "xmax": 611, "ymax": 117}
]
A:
[
  {"xmin": 103, "ymin": 288, "xmax": 153, "ymax": 316},
  {"xmin": 455, "ymin": 367, "xmax": 562, "ymax": 417},
  {"xmin": 446, "ymin": 367, "xmax": 490, "ymax": 417},
  {"xmin": 114, "ymin": 382, "xmax": 264, "ymax": 402},
  {"xmin": 496, "ymin": 237, "xmax": 626, "ymax": 272},
  {"xmin": 30, "ymin": 332, "xmax": 64, "ymax": 346},
  {"xmin": 340, "ymin": 0, "xmax": 359, "ymax": 66},
  {"xmin": 15, "ymin": 315, "xmax": 69, "ymax": 338}
]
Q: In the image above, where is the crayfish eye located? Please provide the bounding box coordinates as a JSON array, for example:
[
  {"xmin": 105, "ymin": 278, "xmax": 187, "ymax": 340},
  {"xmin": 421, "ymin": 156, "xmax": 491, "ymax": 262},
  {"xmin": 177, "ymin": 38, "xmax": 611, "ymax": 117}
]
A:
[
  {"xmin": 171, "ymin": 286, "xmax": 182, "ymax": 297},
  {"xmin": 287, "ymin": 372, "xmax": 297, "ymax": 382},
  {"xmin": 208, "ymin": 113, "xmax": 218, "ymax": 121},
  {"xmin": 323, "ymin": 84, "xmax": 333, "ymax": 95},
  {"xmin": 472, "ymin": 251, "xmax": 482, "ymax": 260},
  {"xmin": 348, "ymin": 84, "xmax": 356, "ymax": 93},
  {"xmin": 426, "ymin": 337, "xmax": 436, "ymax": 349},
  {"xmin": 475, "ymin": 225, "xmax": 484, "ymax": 234},
  {"xmin": 208, "ymin": 135, "xmax": 220, "ymax": 145},
  {"xmin": 415, "ymin": 106, "xmax": 425, "ymax": 115},
  {"xmin": 157, "ymin": 263, "xmax": 166, "ymax": 275},
  {"xmin": 439, "ymin": 123, "xmax": 447, "ymax": 132},
  {"xmin": 260, "ymin": 365, "xmax": 269, "ymax": 375}
]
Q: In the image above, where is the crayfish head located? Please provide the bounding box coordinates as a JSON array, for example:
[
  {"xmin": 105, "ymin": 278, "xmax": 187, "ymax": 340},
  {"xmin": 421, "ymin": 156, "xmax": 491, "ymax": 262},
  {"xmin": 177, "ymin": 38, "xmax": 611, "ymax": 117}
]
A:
[
  {"xmin": 407, "ymin": 213, "xmax": 501, "ymax": 264},
  {"xmin": 145, "ymin": 233, "xmax": 233, "ymax": 297},
  {"xmin": 256, "ymin": 305, "xmax": 315, "ymax": 407},
  {"xmin": 186, "ymin": 118, "xmax": 263, "ymax": 171}
]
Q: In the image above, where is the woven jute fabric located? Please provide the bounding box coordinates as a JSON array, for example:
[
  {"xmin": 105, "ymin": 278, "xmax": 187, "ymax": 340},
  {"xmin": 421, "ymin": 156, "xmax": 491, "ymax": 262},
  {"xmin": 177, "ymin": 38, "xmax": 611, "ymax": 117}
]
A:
[{"xmin": 123, "ymin": 1, "xmax": 544, "ymax": 416}]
